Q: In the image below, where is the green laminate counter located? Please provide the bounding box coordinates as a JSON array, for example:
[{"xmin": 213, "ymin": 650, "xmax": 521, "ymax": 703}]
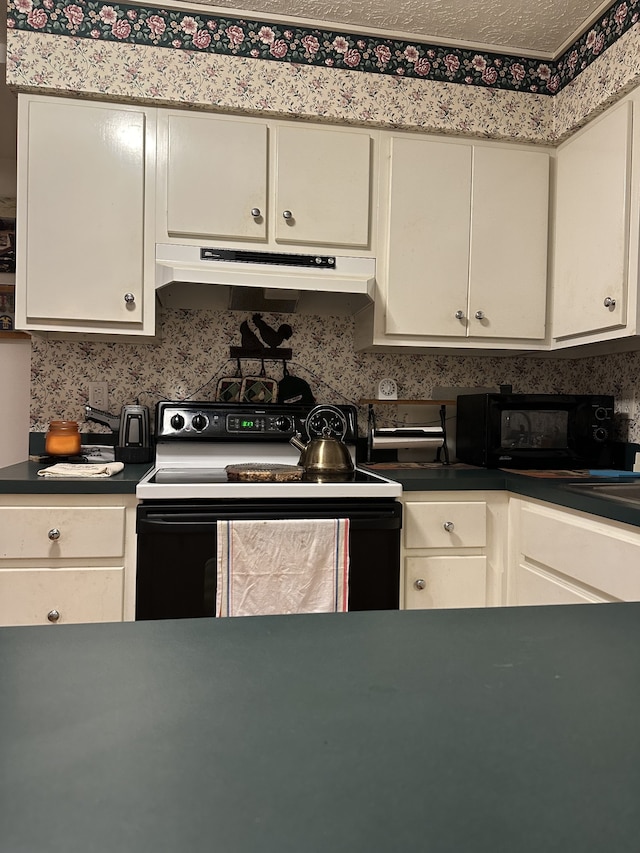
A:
[
  {"xmin": 373, "ymin": 465, "xmax": 640, "ymax": 528},
  {"xmin": 3, "ymin": 457, "xmax": 640, "ymax": 528},
  {"xmin": 0, "ymin": 460, "xmax": 150, "ymax": 494},
  {"xmin": 1, "ymin": 604, "xmax": 638, "ymax": 852}
]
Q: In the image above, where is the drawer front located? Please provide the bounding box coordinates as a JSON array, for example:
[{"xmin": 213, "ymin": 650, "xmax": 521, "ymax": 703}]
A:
[
  {"xmin": 404, "ymin": 555, "xmax": 487, "ymax": 609},
  {"xmin": 404, "ymin": 501, "xmax": 487, "ymax": 549},
  {"xmin": 0, "ymin": 507, "xmax": 126, "ymax": 559},
  {"xmin": 0, "ymin": 567, "xmax": 124, "ymax": 626},
  {"xmin": 520, "ymin": 506, "xmax": 640, "ymax": 601}
]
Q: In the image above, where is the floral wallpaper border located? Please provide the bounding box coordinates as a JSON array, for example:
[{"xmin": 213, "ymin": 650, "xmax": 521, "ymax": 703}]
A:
[{"xmin": 6, "ymin": 0, "xmax": 639, "ymax": 96}]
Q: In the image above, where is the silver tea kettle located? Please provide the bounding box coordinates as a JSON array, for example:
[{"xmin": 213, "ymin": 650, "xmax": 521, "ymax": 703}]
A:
[{"xmin": 289, "ymin": 405, "xmax": 355, "ymax": 478}]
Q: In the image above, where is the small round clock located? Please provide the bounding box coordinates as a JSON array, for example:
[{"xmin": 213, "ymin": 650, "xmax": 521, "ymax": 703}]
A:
[{"xmin": 377, "ymin": 378, "xmax": 398, "ymax": 400}]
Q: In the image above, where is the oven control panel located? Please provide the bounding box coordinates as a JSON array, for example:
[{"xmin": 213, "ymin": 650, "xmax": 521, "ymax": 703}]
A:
[{"xmin": 155, "ymin": 402, "xmax": 357, "ymax": 442}]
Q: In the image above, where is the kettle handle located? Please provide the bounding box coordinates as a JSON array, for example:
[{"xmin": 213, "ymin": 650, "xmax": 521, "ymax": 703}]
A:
[{"xmin": 289, "ymin": 433, "xmax": 307, "ymax": 453}]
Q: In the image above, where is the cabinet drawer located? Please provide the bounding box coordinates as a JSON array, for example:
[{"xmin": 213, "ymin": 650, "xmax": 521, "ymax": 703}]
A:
[
  {"xmin": 0, "ymin": 567, "xmax": 124, "ymax": 626},
  {"xmin": 404, "ymin": 556, "xmax": 487, "ymax": 609},
  {"xmin": 0, "ymin": 507, "xmax": 126, "ymax": 559},
  {"xmin": 520, "ymin": 505, "xmax": 640, "ymax": 601},
  {"xmin": 404, "ymin": 501, "xmax": 486, "ymax": 549}
]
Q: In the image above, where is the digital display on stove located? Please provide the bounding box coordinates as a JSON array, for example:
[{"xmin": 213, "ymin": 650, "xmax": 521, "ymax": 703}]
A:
[{"xmin": 241, "ymin": 420, "xmax": 255, "ymax": 429}]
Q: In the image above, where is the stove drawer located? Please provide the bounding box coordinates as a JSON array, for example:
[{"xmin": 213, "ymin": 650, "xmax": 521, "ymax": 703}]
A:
[{"xmin": 0, "ymin": 506, "xmax": 126, "ymax": 560}]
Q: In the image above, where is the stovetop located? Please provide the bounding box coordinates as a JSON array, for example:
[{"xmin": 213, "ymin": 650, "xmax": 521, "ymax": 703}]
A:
[{"xmin": 137, "ymin": 401, "xmax": 402, "ymax": 500}]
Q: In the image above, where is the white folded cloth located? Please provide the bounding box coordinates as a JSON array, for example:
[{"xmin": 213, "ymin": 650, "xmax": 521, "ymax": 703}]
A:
[
  {"xmin": 37, "ymin": 462, "xmax": 125, "ymax": 478},
  {"xmin": 216, "ymin": 518, "xmax": 350, "ymax": 617}
]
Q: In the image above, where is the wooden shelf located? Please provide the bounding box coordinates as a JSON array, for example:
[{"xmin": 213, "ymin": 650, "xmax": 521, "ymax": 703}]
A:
[
  {"xmin": 359, "ymin": 399, "xmax": 456, "ymax": 405},
  {"xmin": 0, "ymin": 331, "xmax": 30, "ymax": 339}
]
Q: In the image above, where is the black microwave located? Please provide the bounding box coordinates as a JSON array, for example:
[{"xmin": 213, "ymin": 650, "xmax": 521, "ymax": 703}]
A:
[{"xmin": 455, "ymin": 393, "xmax": 615, "ymax": 469}]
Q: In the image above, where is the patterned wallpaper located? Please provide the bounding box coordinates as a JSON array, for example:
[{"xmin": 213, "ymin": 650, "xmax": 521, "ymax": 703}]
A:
[
  {"xmin": 6, "ymin": 2, "xmax": 640, "ymax": 443},
  {"xmin": 29, "ymin": 310, "xmax": 640, "ymax": 443}
]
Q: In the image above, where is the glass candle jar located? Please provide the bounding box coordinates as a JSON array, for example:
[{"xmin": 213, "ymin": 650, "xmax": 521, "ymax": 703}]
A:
[{"xmin": 45, "ymin": 420, "xmax": 81, "ymax": 457}]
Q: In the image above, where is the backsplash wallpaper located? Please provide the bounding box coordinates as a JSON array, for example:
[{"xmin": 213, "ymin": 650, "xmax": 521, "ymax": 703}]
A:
[{"xmin": 29, "ymin": 310, "xmax": 640, "ymax": 443}]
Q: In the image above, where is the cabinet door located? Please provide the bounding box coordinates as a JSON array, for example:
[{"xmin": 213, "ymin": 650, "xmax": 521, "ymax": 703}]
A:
[
  {"xmin": 514, "ymin": 563, "xmax": 609, "ymax": 606},
  {"xmin": 405, "ymin": 556, "xmax": 487, "ymax": 609},
  {"xmin": 166, "ymin": 114, "xmax": 268, "ymax": 242},
  {"xmin": 469, "ymin": 146, "xmax": 549, "ymax": 339},
  {"xmin": 21, "ymin": 99, "xmax": 148, "ymax": 325},
  {"xmin": 385, "ymin": 137, "xmax": 471, "ymax": 336},
  {"xmin": 552, "ymin": 102, "xmax": 632, "ymax": 339},
  {"xmin": 0, "ymin": 567, "xmax": 124, "ymax": 626},
  {"xmin": 274, "ymin": 125, "xmax": 371, "ymax": 248}
]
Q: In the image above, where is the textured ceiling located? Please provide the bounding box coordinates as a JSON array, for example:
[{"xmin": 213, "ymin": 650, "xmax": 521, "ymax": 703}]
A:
[{"xmin": 196, "ymin": 0, "xmax": 611, "ymax": 57}]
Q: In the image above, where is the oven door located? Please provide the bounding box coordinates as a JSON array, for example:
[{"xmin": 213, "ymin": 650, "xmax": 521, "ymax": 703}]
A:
[{"xmin": 135, "ymin": 499, "xmax": 402, "ymax": 620}]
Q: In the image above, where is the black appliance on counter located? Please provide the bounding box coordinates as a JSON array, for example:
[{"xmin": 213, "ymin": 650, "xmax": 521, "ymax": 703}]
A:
[
  {"xmin": 135, "ymin": 401, "xmax": 402, "ymax": 619},
  {"xmin": 455, "ymin": 393, "xmax": 615, "ymax": 469}
]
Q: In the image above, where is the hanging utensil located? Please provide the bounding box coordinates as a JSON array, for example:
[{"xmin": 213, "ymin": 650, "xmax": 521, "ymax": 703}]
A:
[
  {"xmin": 216, "ymin": 359, "xmax": 243, "ymax": 403},
  {"xmin": 240, "ymin": 359, "xmax": 278, "ymax": 404},
  {"xmin": 278, "ymin": 361, "xmax": 316, "ymax": 406}
]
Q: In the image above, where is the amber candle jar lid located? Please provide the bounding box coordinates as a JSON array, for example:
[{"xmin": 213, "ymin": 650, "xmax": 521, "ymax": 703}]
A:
[{"xmin": 45, "ymin": 420, "xmax": 82, "ymax": 457}]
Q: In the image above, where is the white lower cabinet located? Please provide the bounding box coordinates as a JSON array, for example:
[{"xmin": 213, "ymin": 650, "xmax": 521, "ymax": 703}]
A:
[
  {"xmin": 508, "ymin": 497, "xmax": 640, "ymax": 605},
  {"xmin": 0, "ymin": 495, "xmax": 138, "ymax": 626},
  {"xmin": 400, "ymin": 491, "xmax": 508, "ymax": 610}
]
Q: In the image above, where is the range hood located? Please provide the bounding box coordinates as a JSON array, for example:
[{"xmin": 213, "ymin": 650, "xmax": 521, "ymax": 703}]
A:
[{"xmin": 155, "ymin": 244, "xmax": 376, "ymax": 315}]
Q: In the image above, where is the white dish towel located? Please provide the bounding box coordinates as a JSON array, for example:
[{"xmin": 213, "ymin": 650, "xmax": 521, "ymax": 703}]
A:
[
  {"xmin": 216, "ymin": 518, "xmax": 350, "ymax": 617},
  {"xmin": 37, "ymin": 462, "xmax": 125, "ymax": 478}
]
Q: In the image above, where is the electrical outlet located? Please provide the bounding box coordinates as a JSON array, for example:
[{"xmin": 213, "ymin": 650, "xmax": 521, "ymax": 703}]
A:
[{"xmin": 88, "ymin": 381, "xmax": 108, "ymax": 410}]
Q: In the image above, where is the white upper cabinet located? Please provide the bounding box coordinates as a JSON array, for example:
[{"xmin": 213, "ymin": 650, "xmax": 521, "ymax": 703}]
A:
[
  {"xmin": 273, "ymin": 125, "xmax": 371, "ymax": 248},
  {"xmin": 356, "ymin": 133, "xmax": 550, "ymax": 351},
  {"xmin": 15, "ymin": 95, "xmax": 157, "ymax": 337},
  {"xmin": 469, "ymin": 146, "xmax": 549, "ymax": 340},
  {"xmin": 166, "ymin": 114, "xmax": 268, "ymax": 242},
  {"xmin": 552, "ymin": 100, "xmax": 633, "ymax": 344},
  {"xmin": 385, "ymin": 137, "xmax": 471, "ymax": 337},
  {"xmin": 159, "ymin": 111, "xmax": 375, "ymax": 253}
]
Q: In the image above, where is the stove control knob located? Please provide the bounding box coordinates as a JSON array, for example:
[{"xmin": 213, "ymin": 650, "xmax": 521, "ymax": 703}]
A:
[
  {"xmin": 274, "ymin": 415, "xmax": 293, "ymax": 432},
  {"xmin": 192, "ymin": 414, "xmax": 208, "ymax": 432},
  {"xmin": 593, "ymin": 426, "xmax": 608, "ymax": 442},
  {"xmin": 170, "ymin": 414, "xmax": 185, "ymax": 430}
]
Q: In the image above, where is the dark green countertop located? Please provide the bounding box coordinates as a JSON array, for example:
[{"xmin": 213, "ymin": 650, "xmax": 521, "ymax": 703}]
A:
[
  {"xmin": 374, "ymin": 465, "xmax": 640, "ymax": 528},
  {"xmin": 0, "ymin": 460, "xmax": 150, "ymax": 494},
  {"xmin": 1, "ymin": 604, "xmax": 639, "ymax": 852},
  {"xmin": 3, "ymin": 456, "xmax": 640, "ymax": 527}
]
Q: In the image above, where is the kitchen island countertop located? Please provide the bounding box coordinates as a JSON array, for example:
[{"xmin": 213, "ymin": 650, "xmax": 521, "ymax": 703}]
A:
[{"xmin": 1, "ymin": 604, "xmax": 638, "ymax": 852}]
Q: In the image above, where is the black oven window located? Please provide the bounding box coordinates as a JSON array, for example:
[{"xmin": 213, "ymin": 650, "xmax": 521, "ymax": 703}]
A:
[{"xmin": 500, "ymin": 409, "xmax": 569, "ymax": 450}]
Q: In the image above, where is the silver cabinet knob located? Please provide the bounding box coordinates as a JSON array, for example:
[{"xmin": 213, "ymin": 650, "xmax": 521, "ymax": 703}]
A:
[
  {"xmin": 443, "ymin": 521, "xmax": 455, "ymax": 532},
  {"xmin": 413, "ymin": 578, "xmax": 426, "ymax": 590},
  {"xmin": 604, "ymin": 297, "xmax": 616, "ymax": 308},
  {"xmin": 48, "ymin": 528, "xmax": 60, "ymax": 541},
  {"xmin": 47, "ymin": 610, "xmax": 60, "ymax": 623},
  {"xmin": 474, "ymin": 310, "xmax": 485, "ymax": 320},
  {"xmin": 455, "ymin": 310, "xmax": 465, "ymax": 320},
  {"xmin": 124, "ymin": 293, "xmax": 136, "ymax": 304},
  {"xmin": 282, "ymin": 210, "xmax": 293, "ymax": 220},
  {"xmin": 250, "ymin": 208, "xmax": 261, "ymax": 218}
]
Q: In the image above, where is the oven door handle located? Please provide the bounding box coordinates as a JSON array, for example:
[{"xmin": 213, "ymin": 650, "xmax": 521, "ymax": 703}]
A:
[{"xmin": 138, "ymin": 512, "xmax": 401, "ymax": 532}]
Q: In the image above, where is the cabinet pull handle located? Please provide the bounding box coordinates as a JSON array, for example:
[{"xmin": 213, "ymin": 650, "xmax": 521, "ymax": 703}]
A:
[
  {"xmin": 48, "ymin": 528, "xmax": 61, "ymax": 541},
  {"xmin": 603, "ymin": 297, "xmax": 616, "ymax": 308},
  {"xmin": 474, "ymin": 310, "xmax": 485, "ymax": 320},
  {"xmin": 124, "ymin": 293, "xmax": 136, "ymax": 305},
  {"xmin": 47, "ymin": 610, "xmax": 60, "ymax": 623},
  {"xmin": 413, "ymin": 578, "xmax": 426, "ymax": 590},
  {"xmin": 251, "ymin": 208, "xmax": 261, "ymax": 218},
  {"xmin": 443, "ymin": 521, "xmax": 455, "ymax": 532},
  {"xmin": 455, "ymin": 310, "xmax": 465, "ymax": 320},
  {"xmin": 282, "ymin": 210, "xmax": 293, "ymax": 220}
]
